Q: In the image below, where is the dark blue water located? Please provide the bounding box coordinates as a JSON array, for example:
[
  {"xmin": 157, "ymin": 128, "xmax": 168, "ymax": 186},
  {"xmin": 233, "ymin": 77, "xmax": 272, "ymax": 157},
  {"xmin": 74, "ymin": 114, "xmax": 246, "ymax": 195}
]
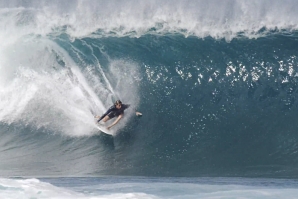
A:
[
  {"xmin": 87, "ymin": 34, "xmax": 298, "ymax": 178},
  {"xmin": 0, "ymin": 0, "xmax": 298, "ymax": 180}
]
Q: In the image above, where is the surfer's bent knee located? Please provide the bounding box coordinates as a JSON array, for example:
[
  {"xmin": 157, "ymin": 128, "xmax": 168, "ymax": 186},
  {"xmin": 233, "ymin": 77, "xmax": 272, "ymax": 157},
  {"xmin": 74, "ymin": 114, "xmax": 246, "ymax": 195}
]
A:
[{"xmin": 103, "ymin": 116, "xmax": 110, "ymax": 122}]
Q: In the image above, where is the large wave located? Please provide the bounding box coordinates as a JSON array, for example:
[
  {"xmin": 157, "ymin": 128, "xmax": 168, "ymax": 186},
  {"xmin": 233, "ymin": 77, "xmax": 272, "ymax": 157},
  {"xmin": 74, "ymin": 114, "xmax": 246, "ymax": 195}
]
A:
[{"xmin": 0, "ymin": 0, "xmax": 298, "ymax": 177}]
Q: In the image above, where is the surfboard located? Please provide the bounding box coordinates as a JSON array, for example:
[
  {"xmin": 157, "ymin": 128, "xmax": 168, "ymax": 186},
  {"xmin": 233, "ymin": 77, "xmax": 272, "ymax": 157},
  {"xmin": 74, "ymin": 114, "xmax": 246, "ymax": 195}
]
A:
[
  {"xmin": 94, "ymin": 116, "xmax": 112, "ymax": 135},
  {"xmin": 96, "ymin": 124, "xmax": 113, "ymax": 135}
]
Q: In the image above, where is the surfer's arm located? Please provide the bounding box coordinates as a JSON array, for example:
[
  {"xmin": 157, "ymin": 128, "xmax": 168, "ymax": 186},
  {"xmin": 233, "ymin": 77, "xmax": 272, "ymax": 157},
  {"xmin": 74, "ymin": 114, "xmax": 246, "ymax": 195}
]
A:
[
  {"xmin": 125, "ymin": 104, "xmax": 142, "ymax": 116},
  {"xmin": 107, "ymin": 114, "xmax": 123, "ymax": 130}
]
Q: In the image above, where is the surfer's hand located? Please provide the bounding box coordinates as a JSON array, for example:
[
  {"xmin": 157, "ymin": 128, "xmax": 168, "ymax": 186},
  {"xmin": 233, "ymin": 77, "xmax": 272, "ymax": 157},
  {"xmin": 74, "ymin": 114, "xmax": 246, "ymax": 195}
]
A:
[
  {"xmin": 107, "ymin": 126, "xmax": 111, "ymax": 130},
  {"xmin": 136, "ymin": 112, "xmax": 142, "ymax": 116}
]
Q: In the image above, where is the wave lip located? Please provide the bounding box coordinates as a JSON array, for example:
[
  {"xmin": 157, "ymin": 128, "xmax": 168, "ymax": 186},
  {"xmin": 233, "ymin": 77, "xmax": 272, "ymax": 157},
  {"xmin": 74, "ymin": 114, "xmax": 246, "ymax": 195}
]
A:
[{"xmin": 1, "ymin": 0, "xmax": 298, "ymax": 40}]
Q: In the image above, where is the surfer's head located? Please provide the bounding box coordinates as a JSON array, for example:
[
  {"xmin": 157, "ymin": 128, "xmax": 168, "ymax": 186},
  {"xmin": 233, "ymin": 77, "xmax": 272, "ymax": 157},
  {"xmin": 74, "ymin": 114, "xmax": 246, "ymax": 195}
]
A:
[{"xmin": 115, "ymin": 100, "xmax": 122, "ymax": 109}]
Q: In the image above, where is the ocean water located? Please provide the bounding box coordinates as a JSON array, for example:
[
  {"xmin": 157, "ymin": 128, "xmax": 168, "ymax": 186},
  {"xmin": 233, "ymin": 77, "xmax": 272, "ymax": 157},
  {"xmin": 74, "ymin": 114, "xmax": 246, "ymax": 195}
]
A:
[
  {"xmin": 1, "ymin": 177, "xmax": 298, "ymax": 199},
  {"xmin": 1, "ymin": 0, "xmax": 298, "ymax": 198}
]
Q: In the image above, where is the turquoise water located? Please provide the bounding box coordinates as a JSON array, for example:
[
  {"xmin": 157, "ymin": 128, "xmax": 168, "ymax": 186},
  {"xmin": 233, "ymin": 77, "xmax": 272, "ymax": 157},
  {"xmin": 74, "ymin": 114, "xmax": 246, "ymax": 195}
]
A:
[{"xmin": 0, "ymin": 0, "xmax": 298, "ymax": 198}]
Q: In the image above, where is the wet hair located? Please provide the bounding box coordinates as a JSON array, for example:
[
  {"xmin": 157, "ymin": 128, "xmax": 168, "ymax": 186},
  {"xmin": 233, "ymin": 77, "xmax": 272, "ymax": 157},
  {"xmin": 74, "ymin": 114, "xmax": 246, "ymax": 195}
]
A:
[{"xmin": 115, "ymin": 100, "xmax": 122, "ymax": 106}]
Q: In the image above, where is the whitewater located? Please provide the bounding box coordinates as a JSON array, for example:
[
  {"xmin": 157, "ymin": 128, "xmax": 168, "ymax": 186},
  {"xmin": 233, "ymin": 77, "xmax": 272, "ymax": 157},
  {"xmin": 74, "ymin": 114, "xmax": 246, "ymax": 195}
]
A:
[{"xmin": 1, "ymin": 0, "xmax": 298, "ymax": 198}]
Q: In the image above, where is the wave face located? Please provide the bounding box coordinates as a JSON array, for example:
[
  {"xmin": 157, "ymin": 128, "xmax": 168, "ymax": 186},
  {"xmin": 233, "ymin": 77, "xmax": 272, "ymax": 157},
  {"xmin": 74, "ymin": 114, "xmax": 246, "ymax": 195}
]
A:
[{"xmin": 1, "ymin": 0, "xmax": 298, "ymax": 177}]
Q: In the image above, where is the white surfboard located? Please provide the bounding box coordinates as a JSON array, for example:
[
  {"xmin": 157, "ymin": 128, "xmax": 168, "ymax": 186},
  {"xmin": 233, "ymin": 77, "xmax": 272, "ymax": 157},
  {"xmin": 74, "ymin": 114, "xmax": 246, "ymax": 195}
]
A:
[
  {"xmin": 96, "ymin": 124, "xmax": 114, "ymax": 136},
  {"xmin": 94, "ymin": 117, "xmax": 112, "ymax": 135}
]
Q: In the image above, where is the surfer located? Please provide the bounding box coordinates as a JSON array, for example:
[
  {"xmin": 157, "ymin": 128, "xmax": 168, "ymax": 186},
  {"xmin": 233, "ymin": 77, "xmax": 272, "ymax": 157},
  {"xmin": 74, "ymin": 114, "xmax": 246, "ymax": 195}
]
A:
[{"xmin": 95, "ymin": 100, "xmax": 142, "ymax": 130}]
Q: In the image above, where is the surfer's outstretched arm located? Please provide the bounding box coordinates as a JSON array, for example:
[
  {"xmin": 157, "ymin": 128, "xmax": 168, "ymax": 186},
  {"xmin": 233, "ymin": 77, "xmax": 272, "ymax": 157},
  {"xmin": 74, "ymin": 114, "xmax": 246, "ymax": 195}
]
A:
[{"xmin": 107, "ymin": 114, "xmax": 123, "ymax": 130}]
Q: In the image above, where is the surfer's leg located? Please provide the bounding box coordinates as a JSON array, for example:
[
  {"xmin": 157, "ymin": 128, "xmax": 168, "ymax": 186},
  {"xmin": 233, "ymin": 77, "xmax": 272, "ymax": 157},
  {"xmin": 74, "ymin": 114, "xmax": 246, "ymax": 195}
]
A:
[
  {"xmin": 95, "ymin": 106, "xmax": 115, "ymax": 122},
  {"xmin": 96, "ymin": 115, "xmax": 110, "ymax": 124},
  {"xmin": 102, "ymin": 115, "xmax": 110, "ymax": 122},
  {"xmin": 103, "ymin": 111, "xmax": 117, "ymax": 122}
]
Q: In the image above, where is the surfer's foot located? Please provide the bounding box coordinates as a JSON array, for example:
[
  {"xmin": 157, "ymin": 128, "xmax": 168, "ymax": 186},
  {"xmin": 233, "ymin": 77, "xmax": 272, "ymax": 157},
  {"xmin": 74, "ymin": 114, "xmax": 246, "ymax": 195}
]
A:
[
  {"xmin": 136, "ymin": 112, "xmax": 142, "ymax": 116},
  {"xmin": 96, "ymin": 120, "xmax": 104, "ymax": 125}
]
